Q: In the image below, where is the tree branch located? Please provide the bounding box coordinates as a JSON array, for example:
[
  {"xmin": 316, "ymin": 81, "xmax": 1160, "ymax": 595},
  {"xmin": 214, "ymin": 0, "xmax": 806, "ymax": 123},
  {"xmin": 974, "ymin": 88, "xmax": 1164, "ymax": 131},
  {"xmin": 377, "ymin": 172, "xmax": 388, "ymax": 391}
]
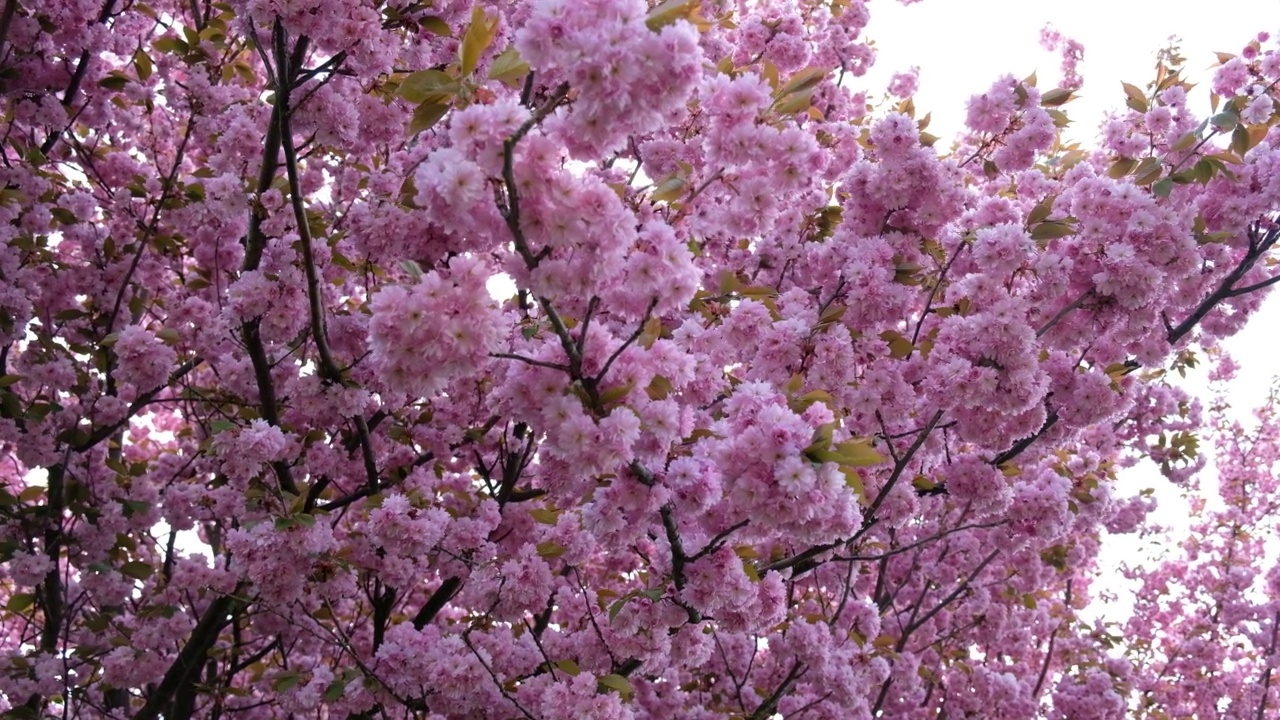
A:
[
  {"xmin": 1168, "ymin": 221, "xmax": 1280, "ymax": 345},
  {"xmin": 412, "ymin": 576, "xmax": 461, "ymax": 630},
  {"xmin": 132, "ymin": 589, "xmax": 245, "ymax": 720},
  {"xmin": 272, "ymin": 20, "xmax": 378, "ymax": 492},
  {"xmin": 39, "ymin": 0, "xmax": 118, "ymax": 155}
]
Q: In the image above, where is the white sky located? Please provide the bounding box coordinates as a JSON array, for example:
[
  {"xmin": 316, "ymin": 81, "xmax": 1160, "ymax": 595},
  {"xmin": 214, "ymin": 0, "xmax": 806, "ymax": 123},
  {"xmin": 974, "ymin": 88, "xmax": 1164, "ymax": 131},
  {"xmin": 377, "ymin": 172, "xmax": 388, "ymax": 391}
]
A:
[{"xmin": 861, "ymin": 0, "xmax": 1280, "ymax": 622}]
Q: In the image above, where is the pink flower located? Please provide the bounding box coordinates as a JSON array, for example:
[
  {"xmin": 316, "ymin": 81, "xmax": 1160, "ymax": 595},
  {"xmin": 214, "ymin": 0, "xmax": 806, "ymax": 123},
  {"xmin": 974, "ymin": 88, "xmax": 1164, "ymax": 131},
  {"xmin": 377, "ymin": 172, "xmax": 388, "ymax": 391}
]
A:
[
  {"xmin": 1242, "ymin": 93, "xmax": 1274, "ymax": 124},
  {"xmin": 112, "ymin": 325, "xmax": 177, "ymax": 391},
  {"xmin": 888, "ymin": 67, "xmax": 920, "ymax": 98}
]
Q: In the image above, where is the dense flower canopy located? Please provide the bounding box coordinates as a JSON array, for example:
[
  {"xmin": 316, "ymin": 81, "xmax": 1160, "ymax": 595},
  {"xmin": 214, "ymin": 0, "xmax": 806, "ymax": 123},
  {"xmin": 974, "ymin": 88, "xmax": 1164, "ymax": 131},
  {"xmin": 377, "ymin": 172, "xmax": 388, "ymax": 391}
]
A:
[{"xmin": 0, "ymin": 0, "xmax": 1278, "ymax": 717}]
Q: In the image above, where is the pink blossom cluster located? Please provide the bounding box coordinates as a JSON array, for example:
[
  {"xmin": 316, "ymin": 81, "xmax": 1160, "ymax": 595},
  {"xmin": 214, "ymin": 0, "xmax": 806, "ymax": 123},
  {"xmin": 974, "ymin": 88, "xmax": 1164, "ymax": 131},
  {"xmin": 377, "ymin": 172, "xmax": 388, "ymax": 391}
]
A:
[
  {"xmin": 515, "ymin": 0, "xmax": 703, "ymax": 157},
  {"xmin": 111, "ymin": 325, "xmax": 178, "ymax": 392},
  {"xmin": 368, "ymin": 256, "xmax": 506, "ymax": 397},
  {"xmin": 3, "ymin": 1, "xmax": 1280, "ymax": 719}
]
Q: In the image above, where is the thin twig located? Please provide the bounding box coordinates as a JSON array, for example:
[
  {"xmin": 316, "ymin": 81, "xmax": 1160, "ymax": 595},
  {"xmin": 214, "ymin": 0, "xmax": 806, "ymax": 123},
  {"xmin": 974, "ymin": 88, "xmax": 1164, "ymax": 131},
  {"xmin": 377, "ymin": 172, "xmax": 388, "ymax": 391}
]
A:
[
  {"xmin": 490, "ymin": 352, "xmax": 571, "ymax": 372},
  {"xmin": 1032, "ymin": 579, "xmax": 1072, "ymax": 697},
  {"xmin": 1036, "ymin": 289, "xmax": 1090, "ymax": 338}
]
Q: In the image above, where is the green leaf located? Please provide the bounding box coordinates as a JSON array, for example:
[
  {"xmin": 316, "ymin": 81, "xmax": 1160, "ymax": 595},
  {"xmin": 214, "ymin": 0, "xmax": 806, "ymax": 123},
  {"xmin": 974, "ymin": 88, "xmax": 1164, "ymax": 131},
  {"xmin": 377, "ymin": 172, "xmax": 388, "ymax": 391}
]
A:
[
  {"xmin": 396, "ymin": 70, "xmax": 457, "ymax": 104},
  {"xmin": 1029, "ymin": 221, "xmax": 1075, "ymax": 241},
  {"xmin": 832, "ymin": 438, "xmax": 885, "ymax": 467},
  {"xmin": 408, "ymin": 98, "xmax": 451, "ymax": 135},
  {"xmin": 776, "ymin": 67, "xmax": 828, "ymax": 99},
  {"xmin": 1232, "ymin": 123, "xmax": 1252, "ymax": 157},
  {"xmin": 912, "ymin": 475, "xmax": 941, "ymax": 494},
  {"xmin": 1046, "ymin": 108, "xmax": 1070, "ymax": 129},
  {"xmin": 554, "ymin": 659, "xmax": 582, "ymax": 676},
  {"xmin": 1210, "ymin": 110, "xmax": 1238, "ymax": 131},
  {"xmin": 651, "ymin": 173, "xmax": 686, "ymax": 203},
  {"xmin": 6, "ymin": 593, "xmax": 35, "ymax": 612},
  {"xmin": 120, "ymin": 561, "xmax": 154, "ymax": 581},
  {"xmin": 843, "ymin": 468, "xmax": 867, "ymax": 503},
  {"xmin": 1132, "ymin": 156, "xmax": 1163, "ymax": 186},
  {"xmin": 772, "ymin": 89, "xmax": 814, "ymax": 115},
  {"xmin": 1169, "ymin": 130, "xmax": 1198, "ymax": 152},
  {"xmin": 134, "ymin": 49, "xmax": 153, "ymax": 81},
  {"xmin": 488, "ymin": 46, "xmax": 530, "ymax": 84},
  {"xmin": 1026, "ymin": 195, "xmax": 1056, "ymax": 226},
  {"xmin": 153, "ymin": 35, "xmax": 186, "ymax": 55},
  {"xmin": 1121, "ymin": 82, "xmax": 1148, "ymax": 112},
  {"xmin": 323, "ymin": 677, "xmax": 347, "ymax": 702},
  {"xmin": 273, "ymin": 670, "xmax": 303, "ymax": 693},
  {"xmin": 529, "ymin": 508, "xmax": 560, "ymax": 524},
  {"xmin": 1152, "ymin": 177, "xmax": 1173, "ymax": 198},
  {"xmin": 400, "ymin": 259, "xmax": 423, "ymax": 280},
  {"xmin": 1040, "ymin": 88, "xmax": 1074, "ymax": 107},
  {"xmin": 645, "ymin": 0, "xmax": 700, "ymax": 31},
  {"xmin": 536, "ymin": 541, "xmax": 565, "ymax": 559},
  {"xmin": 879, "ymin": 330, "xmax": 913, "ymax": 360},
  {"xmin": 98, "ymin": 72, "xmax": 130, "ymax": 91},
  {"xmin": 419, "ymin": 16, "xmax": 453, "ymax": 36},
  {"xmin": 792, "ymin": 389, "xmax": 834, "ymax": 413},
  {"xmin": 459, "ymin": 5, "xmax": 499, "ymax": 76},
  {"xmin": 646, "ymin": 375, "xmax": 673, "ymax": 401},
  {"xmin": 1107, "ymin": 157, "xmax": 1137, "ymax": 179},
  {"xmin": 598, "ymin": 383, "xmax": 633, "ymax": 406},
  {"xmin": 607, "ymin": 594, "xmax": 633, "ymax": 621},
  {"xmin": 597, "ymin": 674, "xmax": 634, "ymax": 700},
  {"xmin": 1192, "ymin": 158, "xmax": 1215, "ymax": 183}
]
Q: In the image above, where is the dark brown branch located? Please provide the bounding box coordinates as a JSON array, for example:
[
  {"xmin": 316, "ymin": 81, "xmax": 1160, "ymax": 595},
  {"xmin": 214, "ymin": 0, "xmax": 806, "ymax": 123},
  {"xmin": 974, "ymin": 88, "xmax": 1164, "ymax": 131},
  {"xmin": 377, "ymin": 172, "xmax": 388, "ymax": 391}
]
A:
[
  {"xmin": 371, "ymin": 583, "xmax": 396, "ymax": 652},
  {"xmin": 832, "ymin": 521, "xmax": 1006, "ymax": 564},
  {"xmin": 1258, "ymin": 610, "xmax": 1280, "ymax": 720},
  {"xmin": 1226, "ymin": 272, "xmax": 1280, "ymax": 299},
  {"xmin": 272, "ymin": 21, "xmax": 378, "ymax": 492},
  {"xmin": 1032, "ymin": 579, "xmax": 1072, "ymax": 697},
  {"xmin": 665, "ymin": 502, "xmax": 686, "ymax": 586},
  {"xmin": 1036, "ymin": 290, "xmax": 1090, "ymax": 338},
  {"xmin": 275, "ymin": 22, "xmax": 335, "ymax": 383},
  {"xmin": 490, "ymin": 352, "xmax": 571, "ymax": 372},
  {"xmin": 689, "ymin": 519, "xmax": 751, "ymax": 563},
  {"xmin": 40, "ymin": 0, "xmax": 118, "ymax": 154},
  {"xmin": 461, "ymin": 630, "xmax": 538, "ymax": 720},
  {"xmin": 759, "ymin": 409, "xmax": 948, "ymax": 578},
  {"xmin": 38, "ymin": 462, "xmax": 66, "ymax": 652},
  {"xmin": 749, "ymin": 661, "xmax": 805, "ymax": 720},
  {"xmin": 596, "ymin": 298, "xmax": 657, "ymax": 388},
  {"xmin": 0, "ymin": 0, "xmax": 18, "ymax": 62},
  {"xmin": 74, "ymin": 358, "xmax": 201, "ymax": 452},
  {"xmin": 660, "ymin": 504, "xmax": 701, "ymax": 622},
  {"xmin": 900, "ymin": 548, "xmax": 1000, "ymax": 645},
  {"xmin": 240, "ymin": 319, "xmax": 298, "ymax": 496},
  {"xmin": 233, "ymin": 25, "xmax": 313, "ymax": 498},
  {"xmin": 1168, "ymin": 222, "xmax": 1280, "ymax": 345},
  {"xmin": 412, "ymin": 576, "xmax": 461, "ymax": 630},
  {"xmin": 992, "ymin": 410, "xmax": 1059, "ymax": 467},
  {"xmin": 911, "ymin": 243, "xmax": 965, "ymax": 348},
  {"xmin": 845, "ymin": 410, "xmax": 946, "ymax": 540},
  {"xmin": 132, "ymin": 590, "xmax": 243, "ymax": 720}
]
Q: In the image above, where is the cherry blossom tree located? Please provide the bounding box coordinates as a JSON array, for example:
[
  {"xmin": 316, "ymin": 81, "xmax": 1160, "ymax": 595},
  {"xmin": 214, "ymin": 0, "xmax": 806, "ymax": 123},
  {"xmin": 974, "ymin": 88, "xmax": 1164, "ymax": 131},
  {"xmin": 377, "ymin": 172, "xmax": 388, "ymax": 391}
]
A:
[
  {"xmin": 1117, "ymin": 380, "xmax": 1280, "ymax": 719},
  {"xmin": 0, "ymin": 0, "xmax": 1277, "ymax": 717}
]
